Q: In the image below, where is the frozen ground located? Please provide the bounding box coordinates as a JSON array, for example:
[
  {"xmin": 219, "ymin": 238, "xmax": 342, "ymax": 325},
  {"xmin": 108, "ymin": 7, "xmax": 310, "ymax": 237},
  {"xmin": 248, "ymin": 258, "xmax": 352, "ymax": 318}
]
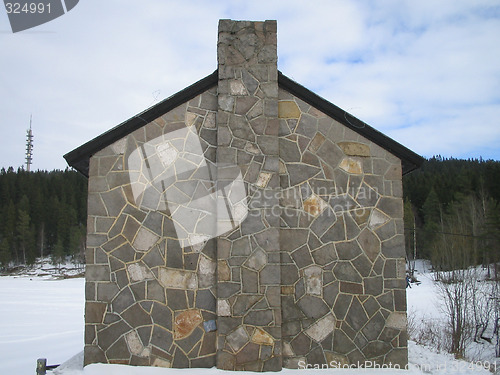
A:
[
  {"xmin": 50, "ymin": 341, "xmax": 496, "ymax": 375},
  {"xmin": 1, "ymin": 257, "xmax": 85, "ymax": 279},
  {"xmin": 0, "ymin": 259, "xmax": 498, "ymax": 374},
  {"xmin": 0, "ymin": 276, "xmax": 84, "ymax": 375},
  {"xmin": 408, "ymin": 260, "xmax": 499, "ymax": 366}
]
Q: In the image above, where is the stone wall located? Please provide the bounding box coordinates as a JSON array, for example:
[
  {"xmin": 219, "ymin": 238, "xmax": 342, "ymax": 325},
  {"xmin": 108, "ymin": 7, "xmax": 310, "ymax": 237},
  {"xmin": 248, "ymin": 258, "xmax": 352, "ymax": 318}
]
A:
[
  {"xmin": 277, "ymin": 89, "xmax": 407, "ymax": 368},
  {"xmin": 83, "ymin": 19, "xmax": 408, "ymax": 371},
  {"xmin": 84, "ymin": 89, "xmax": 220, "ymax": 367}
]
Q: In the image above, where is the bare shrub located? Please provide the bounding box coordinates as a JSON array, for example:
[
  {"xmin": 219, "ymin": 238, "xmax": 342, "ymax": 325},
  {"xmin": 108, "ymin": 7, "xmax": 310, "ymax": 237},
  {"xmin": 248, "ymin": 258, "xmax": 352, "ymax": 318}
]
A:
[
  {"xmin": 434, "ymin": 265, "xmax": 500, "ymax": 361},
  {"xmin": 407, "ymin": 308, "xmax": 418, "ymax": 341},
  {"xmin": 435, "ymin": 268, "xmax": 474, "ymax": 358},
  {"xmin": 407, "ymin": 309, "xmax": 449, "ymax": 352},
  {"xmin": 471, "ymin": 276, "xmax": 496, "ymax": 343}
]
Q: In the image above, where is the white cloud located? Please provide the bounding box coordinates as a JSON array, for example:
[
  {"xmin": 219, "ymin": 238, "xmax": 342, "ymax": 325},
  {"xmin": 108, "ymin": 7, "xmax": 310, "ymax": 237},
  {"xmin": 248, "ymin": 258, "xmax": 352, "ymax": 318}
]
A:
[{"xmin": 0, "ymin": 0, "xmax": 499, "ymax": 170}]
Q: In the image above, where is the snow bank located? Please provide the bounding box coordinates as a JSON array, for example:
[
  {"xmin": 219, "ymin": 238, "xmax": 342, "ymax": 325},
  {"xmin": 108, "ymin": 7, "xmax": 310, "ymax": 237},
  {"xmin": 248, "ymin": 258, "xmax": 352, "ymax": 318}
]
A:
[
  {"xmin": 57, "ymin": 345, "xmax": 494, "ymax": 375},
  {"xmin": 0, "ymin": 276, "xmax": 84, "ymax": 375},
  {"xmin": 1, "ymin": 257, "xmax": 85, "ymax": 279},
  {"xmin": 1, "ymin": 261, "xmax": 498, "ymax": 375}
]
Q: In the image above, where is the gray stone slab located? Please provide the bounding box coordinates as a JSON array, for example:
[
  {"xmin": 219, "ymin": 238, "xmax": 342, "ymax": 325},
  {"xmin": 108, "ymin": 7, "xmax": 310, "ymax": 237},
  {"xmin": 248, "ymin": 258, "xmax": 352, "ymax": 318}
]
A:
[
  {"xmin": 297, "ymin": 295, "xmax": 329, "ymax": 319},
  {"xmin": 287, "ymin": 164, "xmax": 321, "ymax": 186}
]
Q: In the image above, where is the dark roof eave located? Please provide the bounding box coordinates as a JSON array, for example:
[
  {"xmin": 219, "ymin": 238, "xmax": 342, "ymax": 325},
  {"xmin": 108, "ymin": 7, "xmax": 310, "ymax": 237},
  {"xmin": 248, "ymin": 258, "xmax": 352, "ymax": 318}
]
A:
[
  {"xmin": 277, "ymin": 72, "xmax": 424, "ymax": 175},
  {"xmin": 64, "ymin": 69, "xmax": 424, "ymax": 177},
  {"xmin": 63, "ymin": 70, "xmax": 218, "ymax": 177}
]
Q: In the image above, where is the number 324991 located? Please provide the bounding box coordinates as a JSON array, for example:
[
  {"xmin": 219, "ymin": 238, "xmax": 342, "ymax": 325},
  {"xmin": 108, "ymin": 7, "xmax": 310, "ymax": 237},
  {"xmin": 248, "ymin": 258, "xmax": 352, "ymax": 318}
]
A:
[{"xmin": 5, "ymin": 3, "xmax": 52, "ymax": 14}]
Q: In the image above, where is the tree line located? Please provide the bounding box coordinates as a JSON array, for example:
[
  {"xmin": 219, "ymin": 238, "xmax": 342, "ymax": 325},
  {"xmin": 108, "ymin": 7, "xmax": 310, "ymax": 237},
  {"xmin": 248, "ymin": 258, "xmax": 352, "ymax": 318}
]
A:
[
  {"xmin": 0, "ymin": 167, "xmax": 87, "ymax": 268},
  {"xmin": 403, "ymin": 157, "xmax": 500, "ymax": 360},
  {"xmin": 403, "ymin": 156, "xmax": 500, "ymax": 277},
  {"xmin": 1, "ymin": 157, "xmax": 499, "ymax": 272}
]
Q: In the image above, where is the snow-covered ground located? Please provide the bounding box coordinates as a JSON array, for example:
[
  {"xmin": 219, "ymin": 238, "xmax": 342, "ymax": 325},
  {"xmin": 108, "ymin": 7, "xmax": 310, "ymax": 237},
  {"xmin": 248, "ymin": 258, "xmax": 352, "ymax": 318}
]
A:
[
  {"xmin": 408, "ymin": 260, "xmax": 499, "ymax": 367},
  {"xmin": 0, "ymin": 260, "xmax": 498, "ymax": 375},
  {"xmin": 0, "ymin": 276, "xmax": 84, "ymax": 375},
  {"xmin": 407, "ymin": 260, "xmax": 440, "ymax": 317},
  {"xmin": 1, "ymin": 257, "xmax": 85, "ymax": 279}
]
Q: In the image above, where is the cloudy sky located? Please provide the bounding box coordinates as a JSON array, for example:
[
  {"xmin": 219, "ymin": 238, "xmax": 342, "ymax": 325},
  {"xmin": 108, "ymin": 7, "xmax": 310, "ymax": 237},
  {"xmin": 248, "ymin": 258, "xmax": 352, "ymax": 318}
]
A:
[{"xmin": 1, "ymin": 0, "xmax": 499, "ymax": 171}]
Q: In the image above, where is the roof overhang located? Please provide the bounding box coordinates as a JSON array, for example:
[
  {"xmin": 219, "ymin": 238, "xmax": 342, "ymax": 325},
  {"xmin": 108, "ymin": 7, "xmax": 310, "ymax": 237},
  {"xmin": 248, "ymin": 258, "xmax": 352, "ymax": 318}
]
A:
[
  {"xmin": 64, "ymin": 71, "xmax": 218, "ymax": 177},
  {"xmin": 64, "ymin": 70, "xmax": 424, "ymax": 177},
  {"xmin": 277, "ymin": 72, "xmax": 424, "ymax": 175}
]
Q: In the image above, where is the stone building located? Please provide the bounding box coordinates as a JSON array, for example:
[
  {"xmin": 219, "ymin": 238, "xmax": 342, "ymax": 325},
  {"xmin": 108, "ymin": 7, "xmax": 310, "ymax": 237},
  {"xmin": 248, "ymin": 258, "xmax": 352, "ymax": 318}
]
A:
[{"xmin": 65, "ymin": 20, "xmax": 423, "ymax": 371}]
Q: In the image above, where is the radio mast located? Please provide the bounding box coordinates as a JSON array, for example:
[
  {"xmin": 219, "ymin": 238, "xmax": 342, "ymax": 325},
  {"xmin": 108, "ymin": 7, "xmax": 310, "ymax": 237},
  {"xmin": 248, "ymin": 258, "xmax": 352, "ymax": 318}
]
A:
[{"xmin": 26, "ymin": 115, "xmax": 34, "ymax": 172}]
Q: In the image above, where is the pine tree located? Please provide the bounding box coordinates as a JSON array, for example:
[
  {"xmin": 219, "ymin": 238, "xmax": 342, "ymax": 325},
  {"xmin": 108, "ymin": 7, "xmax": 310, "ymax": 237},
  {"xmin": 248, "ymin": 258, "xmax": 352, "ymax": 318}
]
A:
[
  {"xmin": 16, "ymin": 207, "xmax": 31, "ymax": 265},
  {"xmin": 52, "ymin": 238, "xmax": 65, "ymax": 270},
  {"xmin": 68, "ymin": 225, "xmax": 85, "ymax": 266},
  {"xmin": 482, "ymin": 200, "xmax": 500, "ymax": 279},
  {"xmin": 0, "ymin": 238, "xmax": 11, "ymax": 268},
  {"xmin": 3, "ymin": 200, "xmax": 17, "ymax": 263},
  {"xmin": 16, "ymin": 195, "xmax": 32, "ymax": 264},
  {"xmin": 404, "ymin": 198, "xmax": 417, "ymax": 271},
  {"xmin": 422, "ymin": 188, "xmax": 441, "ymax": 260}
]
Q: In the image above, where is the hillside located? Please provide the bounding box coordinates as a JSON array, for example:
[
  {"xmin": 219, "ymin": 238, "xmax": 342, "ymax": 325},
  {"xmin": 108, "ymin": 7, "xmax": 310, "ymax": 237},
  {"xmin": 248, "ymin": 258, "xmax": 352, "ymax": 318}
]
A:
[
  {"xmin": 0, "ymin": 168, "xmax": 87, "ymax": 268},
  {"xmin": 402, "ymin": 157, "xmax": 500, "ymax": 271},
  {"xmin": 1, "ymin": 158, "xmax": 499, "ymax": 272}
]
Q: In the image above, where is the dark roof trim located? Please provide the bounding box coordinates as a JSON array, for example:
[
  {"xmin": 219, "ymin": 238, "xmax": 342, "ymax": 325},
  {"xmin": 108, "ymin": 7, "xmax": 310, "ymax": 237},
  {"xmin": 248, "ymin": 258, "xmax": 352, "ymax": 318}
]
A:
[
  {"xmin": 278, "ymin": 72, "xmax": 424, "ymax": 175},
  {"xmin": 64, "ymin": 70, "xmax": 218, "ymax": 177},
  {"xmin": 65, "ymin": 69, "xmax": 423, "ymax": 177}
]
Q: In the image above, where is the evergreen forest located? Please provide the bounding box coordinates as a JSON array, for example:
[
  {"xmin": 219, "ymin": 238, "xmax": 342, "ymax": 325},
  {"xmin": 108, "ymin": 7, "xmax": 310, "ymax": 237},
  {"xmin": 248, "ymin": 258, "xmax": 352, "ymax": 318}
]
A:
[
  {"xmin": 0, "ymin": 157, "xmax": 499, "ymax": 275},
  {"xmin": 0, "ymin": 167, "xmax": 87, "ymax": 267},
  {"xmin": 404, "ymin": 157, "xmax": 500, "ymax": 277}
]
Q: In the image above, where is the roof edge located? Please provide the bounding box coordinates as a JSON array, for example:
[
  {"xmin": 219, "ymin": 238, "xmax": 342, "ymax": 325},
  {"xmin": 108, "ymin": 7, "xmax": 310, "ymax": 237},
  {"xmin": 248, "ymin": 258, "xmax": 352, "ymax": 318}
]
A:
[
  {"xmin": 277, "ymin": 71, "xmax": 424, "ymax": 175},
  {"xmin": 65, "ymin": 69, "xmax": 424, "ymax": 177},
  {"xmin": 64, "ymin": 70, "xmax": 218, "ymax": 177}
]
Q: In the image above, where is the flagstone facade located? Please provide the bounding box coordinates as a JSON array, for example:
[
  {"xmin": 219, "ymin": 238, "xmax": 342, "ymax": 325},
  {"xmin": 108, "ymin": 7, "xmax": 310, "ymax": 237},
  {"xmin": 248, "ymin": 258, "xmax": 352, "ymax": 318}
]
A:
[{"xmin": 66, "ymin": 19, "xmax": 423, "ymax": 372}]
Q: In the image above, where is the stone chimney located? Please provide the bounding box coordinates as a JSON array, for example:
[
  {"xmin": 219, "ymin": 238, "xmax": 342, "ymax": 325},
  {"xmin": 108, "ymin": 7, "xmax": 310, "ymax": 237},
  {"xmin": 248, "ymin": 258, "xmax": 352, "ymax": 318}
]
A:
[{"xmin": 216, "ymin": 20, "xmax": 282, "ymax": 371}]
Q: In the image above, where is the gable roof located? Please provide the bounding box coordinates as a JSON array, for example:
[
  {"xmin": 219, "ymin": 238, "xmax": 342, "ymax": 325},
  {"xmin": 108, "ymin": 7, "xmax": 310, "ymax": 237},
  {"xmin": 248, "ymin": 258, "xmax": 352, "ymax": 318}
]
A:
[
  {"xmin": 63, "ymin": 71, "xmax": 218, "ymax": 177},
  {"xmin": 278, "ymin": 72, "xmax": 424, "ymax": 175},
  {"xmin": 64, "ymin": 70, "xmax": 424, "ymax": 177}
]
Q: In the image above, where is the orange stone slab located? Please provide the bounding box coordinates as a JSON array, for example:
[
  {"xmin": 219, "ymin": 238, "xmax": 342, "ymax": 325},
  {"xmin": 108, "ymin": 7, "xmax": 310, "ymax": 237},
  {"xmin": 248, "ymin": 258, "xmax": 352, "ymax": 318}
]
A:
[{"xmin": 174, "ymin": 309, "xmax": 203, "ymax": 339}]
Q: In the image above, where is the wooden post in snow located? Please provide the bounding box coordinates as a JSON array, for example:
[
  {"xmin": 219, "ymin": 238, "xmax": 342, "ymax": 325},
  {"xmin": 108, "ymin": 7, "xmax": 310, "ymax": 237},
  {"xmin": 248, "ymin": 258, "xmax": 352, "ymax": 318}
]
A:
[{"xmin": 36, "ymin": 358, "xmax": 46, "ymax": 375}]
